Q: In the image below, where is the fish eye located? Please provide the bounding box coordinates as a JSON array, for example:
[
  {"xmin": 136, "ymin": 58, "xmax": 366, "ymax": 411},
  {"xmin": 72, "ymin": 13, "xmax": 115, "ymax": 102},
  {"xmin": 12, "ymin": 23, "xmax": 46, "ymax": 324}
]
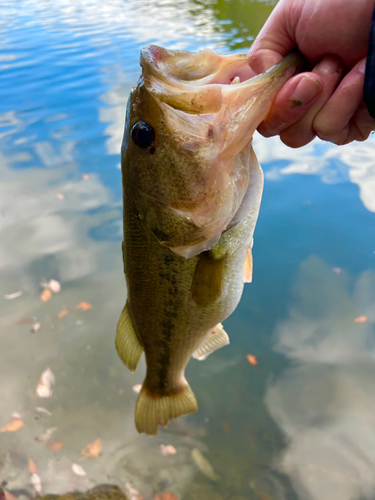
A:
[{"xmin": 131, "ymin": 121, "xmax": 155, "ymax": 149}]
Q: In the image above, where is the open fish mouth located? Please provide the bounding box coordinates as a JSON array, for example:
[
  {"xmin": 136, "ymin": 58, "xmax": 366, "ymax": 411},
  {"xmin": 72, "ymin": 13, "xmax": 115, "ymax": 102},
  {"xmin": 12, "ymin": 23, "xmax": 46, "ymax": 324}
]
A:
[
  {"xmin": 141, "ymin": 44, "xmax": 301, "ymax": 115},
  {"xmin": 127, "ymin": 45, "xmax": 302, "ymax": 258}
]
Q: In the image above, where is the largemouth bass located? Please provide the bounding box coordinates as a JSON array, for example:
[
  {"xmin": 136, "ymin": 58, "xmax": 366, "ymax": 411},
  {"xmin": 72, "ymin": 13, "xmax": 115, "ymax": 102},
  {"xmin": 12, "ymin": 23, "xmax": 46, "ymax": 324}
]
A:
[{"xmin": 117, "ymin": 45, "xmax": 301, "ymax": 435}]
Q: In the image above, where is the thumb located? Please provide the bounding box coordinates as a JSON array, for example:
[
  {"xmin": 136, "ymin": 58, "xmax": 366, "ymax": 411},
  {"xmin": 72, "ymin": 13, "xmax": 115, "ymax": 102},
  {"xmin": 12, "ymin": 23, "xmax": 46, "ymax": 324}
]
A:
[{"xmin": 248, "ymin": 0, "xmax": 297, "ymax": 74}]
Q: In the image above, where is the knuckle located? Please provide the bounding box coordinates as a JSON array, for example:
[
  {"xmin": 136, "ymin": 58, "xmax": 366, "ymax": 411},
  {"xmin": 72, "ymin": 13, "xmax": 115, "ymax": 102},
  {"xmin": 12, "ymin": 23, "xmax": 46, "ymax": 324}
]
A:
[{"xmin": 313, "ymin": 116, "xmax": 337, "ymax": 139}]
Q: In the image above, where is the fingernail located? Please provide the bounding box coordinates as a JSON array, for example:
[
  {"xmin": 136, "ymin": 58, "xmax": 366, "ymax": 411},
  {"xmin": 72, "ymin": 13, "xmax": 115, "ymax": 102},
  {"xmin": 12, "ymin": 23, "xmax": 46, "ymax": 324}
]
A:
[
  {"xmin": 290, "ymin": 76, "xmax": 321, "ymax": 107},
  {"xmin": 317, "ymin": 55, "xmax": 343, "ymax": 75},
  {"xmin": 358, "ymin": 59, "xmax": 366, "ymax": 74}
]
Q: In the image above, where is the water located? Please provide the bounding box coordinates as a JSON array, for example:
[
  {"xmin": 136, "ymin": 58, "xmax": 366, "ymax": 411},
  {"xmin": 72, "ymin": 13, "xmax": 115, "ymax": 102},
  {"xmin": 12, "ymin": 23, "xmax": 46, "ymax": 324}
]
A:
[{"xmin": 1, "ymin": 1, "xmax": 375, "ymax": 499}]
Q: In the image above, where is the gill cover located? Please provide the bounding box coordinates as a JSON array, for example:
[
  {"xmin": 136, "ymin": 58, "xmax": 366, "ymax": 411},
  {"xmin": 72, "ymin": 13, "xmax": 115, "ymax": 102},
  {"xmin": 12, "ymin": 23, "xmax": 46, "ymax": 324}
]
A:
[{"xmin": 124, "ymin": 45, "xmax": 302, "ymax": 258}]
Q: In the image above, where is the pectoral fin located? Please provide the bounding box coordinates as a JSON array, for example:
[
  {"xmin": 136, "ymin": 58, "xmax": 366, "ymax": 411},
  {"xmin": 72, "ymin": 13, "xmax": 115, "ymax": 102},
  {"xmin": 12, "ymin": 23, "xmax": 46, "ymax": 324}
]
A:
[
  {"xmin": 193, "ymin": 323, "xmax": 230, "ymax": 360},
  {"xmin": 191, "ymin": 251, "xmax": 226, "ymax": 307},
  {"xmin": 243, "ymin": 244, "xmax": 253, "ymax": 283},
  {"xmin": 116, "ymin": 302, "xmax": 143, "ymax": 372}
]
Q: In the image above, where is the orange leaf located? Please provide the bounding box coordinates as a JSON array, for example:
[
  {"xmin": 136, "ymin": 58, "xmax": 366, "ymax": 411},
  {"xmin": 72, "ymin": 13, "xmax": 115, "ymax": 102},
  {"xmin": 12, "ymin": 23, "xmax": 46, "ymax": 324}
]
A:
[
  {"xmin": 81, "ymin": 438, "xmax": 102, "ymax": 458},
  {"xmin": 75, "ymin": 302, "xmax": 92, "ymax": 311},
  {"xmin": 160, "ymin": 444, "xmax": 177, "ymax": 456},
  {"xmin": 153, "ymin": 496, "xmax": 162, "ymax": 500},
  {"xmin": 162, "ymin": 494, "xmax": 179, "ymax": 500},
  {"xmin": 49, "ymin": 441, "xmax": 64, "ymax": 451},
  {"xmin": 0, "ymin": 418, "xmax": 25, "ymax": 432},
  {"xmin": 1, "ymin": 490, "xmax": 17, "ymax": 500},
  {"xmin": 354, "ymin": 315, "xmax": 368, "ymax": 323},
  {"xmin": 17, "ymin": 317, "xmax": 33, "ymax": 325},
  {"xmin": 40, "ymin": 288, "xmax": 52, "ymax": 302},
  {"xmin": 28, "ymin": 458, "xmax": 37, "ymax": 475},
  {"xmin": 246, "ymin": 354, "xmax": 258, "ymax": 366},
  {"xmin": 57, "ymin": 309, "xmax": 69, "ymax": 319}
]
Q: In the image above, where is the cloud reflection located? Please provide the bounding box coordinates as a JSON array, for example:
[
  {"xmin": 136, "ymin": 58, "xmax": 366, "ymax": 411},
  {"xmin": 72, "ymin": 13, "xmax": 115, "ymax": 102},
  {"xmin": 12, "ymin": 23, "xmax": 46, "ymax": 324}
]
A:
[
  {"xmin": 0, "ymin": 151, "xmax": 110, "ymax": 276},
  {"xmin": 266, "ymin": 256, "xmax": 375, "ymax": 500},
  {"xmin": 254, "ymin": 134, "xmax": 375, "ymax": 213}
]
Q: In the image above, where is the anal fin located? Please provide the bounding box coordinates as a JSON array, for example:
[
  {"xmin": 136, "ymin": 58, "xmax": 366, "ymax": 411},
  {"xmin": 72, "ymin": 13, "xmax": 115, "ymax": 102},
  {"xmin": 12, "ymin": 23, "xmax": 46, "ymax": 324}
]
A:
[
  {"xmin": 192, "ymin": 323, "xmax": 230, "ymax": 360},
  {"xmin": 244, "ymin": 244, "xmax": 253, "ymax": 283},
  {"xmin": 116, "ymin": 302, "xmax": 143, "ymax": 372}
]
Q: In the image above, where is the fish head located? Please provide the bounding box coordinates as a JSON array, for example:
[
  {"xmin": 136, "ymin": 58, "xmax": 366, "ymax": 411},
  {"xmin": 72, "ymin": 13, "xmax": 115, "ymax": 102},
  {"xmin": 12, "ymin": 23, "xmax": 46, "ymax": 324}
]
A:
[{"xmin": 122, "ymin": 45, "xmax": 302, "ymax": 257}]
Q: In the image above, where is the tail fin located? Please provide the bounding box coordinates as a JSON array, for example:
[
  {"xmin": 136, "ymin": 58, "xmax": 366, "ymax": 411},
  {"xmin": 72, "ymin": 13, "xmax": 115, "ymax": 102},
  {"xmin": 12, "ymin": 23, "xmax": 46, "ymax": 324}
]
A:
[{"xmin": 135, "ymin": 383, "xmax": 198, "ymax": 435}]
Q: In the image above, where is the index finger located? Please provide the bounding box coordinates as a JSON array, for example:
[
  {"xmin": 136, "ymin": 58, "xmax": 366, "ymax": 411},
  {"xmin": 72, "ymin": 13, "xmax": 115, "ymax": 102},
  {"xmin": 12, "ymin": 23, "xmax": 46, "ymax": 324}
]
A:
[{"xmin": 247, "ymin": 0, "xmax": 298, "ymax": 74}]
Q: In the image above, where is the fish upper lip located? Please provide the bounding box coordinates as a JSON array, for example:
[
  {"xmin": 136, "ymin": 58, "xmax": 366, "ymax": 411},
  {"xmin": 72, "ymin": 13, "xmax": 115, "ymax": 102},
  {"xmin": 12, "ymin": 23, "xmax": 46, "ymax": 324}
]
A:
[
  {"xmin": 141, "ymin": 44, "xmax": 301, "ymax": 89},
  {"xmin": 140, "ymin": 44, "xmax": 302, "ymax": 114}
]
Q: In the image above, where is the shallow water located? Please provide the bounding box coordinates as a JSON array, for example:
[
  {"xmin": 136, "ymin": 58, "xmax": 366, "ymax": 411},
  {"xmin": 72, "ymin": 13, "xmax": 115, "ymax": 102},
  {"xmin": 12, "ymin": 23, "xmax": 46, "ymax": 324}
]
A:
[{"xmin": 1, "ymin": 1, "xmax": 375, "ymax": 499}]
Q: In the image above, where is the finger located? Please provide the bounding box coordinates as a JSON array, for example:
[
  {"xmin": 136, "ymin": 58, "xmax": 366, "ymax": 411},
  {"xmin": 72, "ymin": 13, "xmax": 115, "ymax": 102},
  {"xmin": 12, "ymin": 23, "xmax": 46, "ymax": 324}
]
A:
[
  {"xmin": 279, "ymin": 55, "xmax": 344, "ymax": 148},
  {"xmin": 314, "ymin": 59, "xmax": 375, "ymax": 144},
  {"xmin": 347, "ymin": 103, "xmax": 375, "ymax": 143},
  {"xmin": 247, "ymin": 0, "xmax": 298, "ymax": 74},
  {"xmin": 258, "ymin": 72, "xmax": 323, "ymax": 137}
]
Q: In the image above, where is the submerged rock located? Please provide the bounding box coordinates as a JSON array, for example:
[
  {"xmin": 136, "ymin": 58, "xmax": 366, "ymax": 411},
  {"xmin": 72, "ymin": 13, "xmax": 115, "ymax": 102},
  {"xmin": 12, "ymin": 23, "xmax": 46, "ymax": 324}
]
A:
[{"xmin": 40, "ymin": 484, "xmax": 129, "ymax": 500}]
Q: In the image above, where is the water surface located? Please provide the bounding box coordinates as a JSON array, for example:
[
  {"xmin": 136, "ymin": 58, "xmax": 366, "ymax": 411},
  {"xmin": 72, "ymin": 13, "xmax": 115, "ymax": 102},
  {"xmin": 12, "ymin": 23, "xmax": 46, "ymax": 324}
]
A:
[{"xmin": 1, "ymin": 1, "xmax": 375, "ymax": 499}]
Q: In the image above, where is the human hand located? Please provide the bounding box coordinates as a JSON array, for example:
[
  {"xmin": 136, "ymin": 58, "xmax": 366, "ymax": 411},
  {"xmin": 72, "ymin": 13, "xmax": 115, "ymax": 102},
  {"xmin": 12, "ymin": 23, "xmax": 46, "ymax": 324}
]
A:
[{"xmin": 248, "ymin": 0, "xmax": 375, "ymax": 147}]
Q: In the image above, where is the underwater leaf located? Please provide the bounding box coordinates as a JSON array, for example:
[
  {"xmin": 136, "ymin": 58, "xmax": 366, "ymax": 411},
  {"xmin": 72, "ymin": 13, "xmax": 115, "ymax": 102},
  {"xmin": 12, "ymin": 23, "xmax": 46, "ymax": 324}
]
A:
[
  {"xmin": 36, "ymin": 427, "xmax": 57, "ymax": 443},
  {"xmin": 75, "ymin": 302, "xmax": 92, "ymax": 311},
  {"xmin": 246, "ymin": 354, "xmax": 258, "ymax": 366},
  {"xmin": 36, "ymin": 367, "xmax": 55, "ymax": 398},
  {"xmin": 48, "ymin": 280, "xmax": 61, "ymax": 293},
  {"xmin": 125, "ymin": 482, "xmax": 142, "ymax": 500},
  {"xmin": 0, "ymin": 489, "xmax": 17, "ymax": 500},
  {"xmin": 40, "ymin": 288, "xmax": 52, "ymax": 302},
  {"xmin": 30, "ymin": 473, "xmax": 42, "ymax": 494},
  {"xmin": 354, "ymin": 315, "xmax": 368, "ymax": 323},
  {"xmin": 41, "ymin": 279, "xmax": 61, "ymax": 293},
  {"xmin": 72, "ymin": 463, "xmax": 86, "ymax": 476},
  {"xmin": 4, "ymin": 291, "xmax": 22, "ymax": 299},
  {"xmin": 81, "ymin": 438, "xmax": 102, "ymax": 458},
  {"xmin": 28, "ymin": 459, "xmax": 37, "ymax": 474},
  {"xmin": 160, "ymin": 444, "xmax": 177, "ymax": 456},
  {"xmin": 0, "ymin": 417, "xmax": 25, "ymax": 433},
  {"xmin": 36, "ymin": 407, "xmax": 52, "ymax": 416},
  {"xmin": 31, "ymin": 322, "xmax": 41, "ymax": 334},
  {"xmin": 49, "ymin": 441, "xmax": 64, "ymax": 451},
  {"xmin": 57, "ymin": 309, "xmax": 69, "ymax": 319},
  {"xmin": 191, "ymin": 448, "xmax": 218, "ymax": 481},
  {"xmin": 17, "ymin": 317, "xmax": 32, "ymax": 325}
]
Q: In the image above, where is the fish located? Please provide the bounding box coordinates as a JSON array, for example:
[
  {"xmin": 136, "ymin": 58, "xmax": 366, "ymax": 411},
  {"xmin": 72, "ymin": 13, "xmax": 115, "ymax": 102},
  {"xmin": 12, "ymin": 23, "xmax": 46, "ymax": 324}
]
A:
[{"xmin": 117, "ymin": 44, "xmax": 302, "ymax": 435}]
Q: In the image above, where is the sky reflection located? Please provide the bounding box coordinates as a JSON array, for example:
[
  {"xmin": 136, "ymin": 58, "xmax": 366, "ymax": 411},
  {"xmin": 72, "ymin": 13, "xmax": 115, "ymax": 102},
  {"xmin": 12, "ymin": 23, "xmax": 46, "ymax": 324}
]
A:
[
  {"xmin": 267, "ymin": 256, "xmax": 375, "ymax": 500},
  {"xmin": 255, "ymin": 133, "xmax": 375, "ymax": 213}
]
